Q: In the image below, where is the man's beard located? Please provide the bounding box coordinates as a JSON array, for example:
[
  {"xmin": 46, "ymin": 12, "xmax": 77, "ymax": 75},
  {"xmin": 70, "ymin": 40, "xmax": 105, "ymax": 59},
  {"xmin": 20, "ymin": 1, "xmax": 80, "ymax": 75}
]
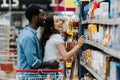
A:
[{"xmin": 37, "ymin": 22, "xmax": 45, "ymax": 27}]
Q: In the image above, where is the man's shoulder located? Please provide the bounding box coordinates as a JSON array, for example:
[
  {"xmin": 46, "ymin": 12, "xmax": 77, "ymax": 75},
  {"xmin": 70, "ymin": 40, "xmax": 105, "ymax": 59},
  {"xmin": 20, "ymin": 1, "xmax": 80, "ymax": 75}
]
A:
[
  {"xmin": 21, "ymin": 28, "xmax": 34, "ymax": 36},
  {"xmin": 18, "ymin": 30, "xmax": 34, "ymax": 41}
]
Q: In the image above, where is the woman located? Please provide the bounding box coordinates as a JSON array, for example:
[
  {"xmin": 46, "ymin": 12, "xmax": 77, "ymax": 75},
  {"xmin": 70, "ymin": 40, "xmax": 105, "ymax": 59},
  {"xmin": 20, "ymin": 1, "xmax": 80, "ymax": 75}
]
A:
[{"xmin": 40, "ymin": 14, "xmax": 84, "ymax": 68}]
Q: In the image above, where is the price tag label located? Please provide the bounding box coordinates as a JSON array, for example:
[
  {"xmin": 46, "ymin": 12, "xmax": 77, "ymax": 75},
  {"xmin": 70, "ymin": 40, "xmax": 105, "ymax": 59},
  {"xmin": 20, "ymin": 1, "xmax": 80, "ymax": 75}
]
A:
[{"xmin": 1, "ymin": 0, "xmax": 19, "ymax": 8}]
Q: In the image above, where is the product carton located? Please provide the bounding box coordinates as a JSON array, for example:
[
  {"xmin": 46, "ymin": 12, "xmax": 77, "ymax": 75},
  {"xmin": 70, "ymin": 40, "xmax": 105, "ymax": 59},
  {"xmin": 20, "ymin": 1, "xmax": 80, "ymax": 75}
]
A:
[
  {"xmin": 100, "ymin": 2, "xmax": 109, "ymax": 19},
  {"xmin": 92, "ymin": 50, "xmax": 110, "ymax": 79}
]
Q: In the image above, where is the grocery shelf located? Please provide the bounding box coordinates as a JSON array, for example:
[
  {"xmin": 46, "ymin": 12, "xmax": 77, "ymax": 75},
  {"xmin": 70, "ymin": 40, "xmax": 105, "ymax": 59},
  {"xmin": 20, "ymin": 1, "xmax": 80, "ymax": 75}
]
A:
[
  {"xmin": 85, "ymin": 40, "xmax": 120, "ymax": 59},
  {"xmin": 82, "ymin": 18, "xmax": 120, "ymax": 25},
  {"xmin": 81, "ymin": 0, "xmax": 89, "ymax": 2},
  {"xmin": 81, "ymin": 20, "xmax": 88, "ymax": 24},
  {"xmin": 80, "ymin": 61, "xmax": 104, "ymax": 80},
  {"xmin": 0, "ymin": 55, "xmax": 17, "ymax": 57},
  {"xmin": 0, "ymin": 78, "xmax": 15, "ymax": 80}
]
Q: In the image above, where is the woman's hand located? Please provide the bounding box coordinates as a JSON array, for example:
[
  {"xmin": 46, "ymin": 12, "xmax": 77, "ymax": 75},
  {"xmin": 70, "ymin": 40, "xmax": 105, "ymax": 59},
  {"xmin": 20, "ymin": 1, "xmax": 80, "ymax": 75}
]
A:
[{"xmin": 77, "ymin": 35, "xmax": 84, "ymax": 47}]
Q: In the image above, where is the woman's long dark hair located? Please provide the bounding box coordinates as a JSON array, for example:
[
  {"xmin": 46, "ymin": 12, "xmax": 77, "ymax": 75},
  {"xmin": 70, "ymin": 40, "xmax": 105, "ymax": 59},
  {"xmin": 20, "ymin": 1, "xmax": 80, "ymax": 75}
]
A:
[{"xmin": 40, "ymin": 15, "xmax": 59, "ymax": 58}]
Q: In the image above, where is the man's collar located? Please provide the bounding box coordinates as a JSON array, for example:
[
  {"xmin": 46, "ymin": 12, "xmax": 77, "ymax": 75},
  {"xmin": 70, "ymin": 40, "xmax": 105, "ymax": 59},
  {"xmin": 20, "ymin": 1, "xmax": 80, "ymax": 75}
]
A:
[{"xmin": 25, "ymin": 26, "xmax": 37, "ymax": 35}]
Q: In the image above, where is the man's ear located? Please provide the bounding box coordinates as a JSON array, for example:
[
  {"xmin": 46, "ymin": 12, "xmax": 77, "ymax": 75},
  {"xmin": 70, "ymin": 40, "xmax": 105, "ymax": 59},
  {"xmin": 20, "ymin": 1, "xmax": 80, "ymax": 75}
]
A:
[{"xmin": 32, "ymin": 15, "xmax": 37, "ymax": 21}]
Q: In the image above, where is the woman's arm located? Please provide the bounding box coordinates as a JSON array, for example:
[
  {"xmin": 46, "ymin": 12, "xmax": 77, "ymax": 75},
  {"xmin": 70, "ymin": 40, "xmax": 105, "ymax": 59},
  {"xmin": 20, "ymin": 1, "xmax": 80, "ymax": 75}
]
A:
[{"xmin": 56, "ymin": 36, "xmax": 84, "ymax": 61}]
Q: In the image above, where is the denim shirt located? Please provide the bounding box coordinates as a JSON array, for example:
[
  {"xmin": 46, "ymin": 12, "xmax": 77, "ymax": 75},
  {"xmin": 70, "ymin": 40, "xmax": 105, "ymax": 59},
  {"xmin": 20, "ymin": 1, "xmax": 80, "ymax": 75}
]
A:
[{"xmin": 17, "ymin": 26, "xmax": 42, "ymax": 75}]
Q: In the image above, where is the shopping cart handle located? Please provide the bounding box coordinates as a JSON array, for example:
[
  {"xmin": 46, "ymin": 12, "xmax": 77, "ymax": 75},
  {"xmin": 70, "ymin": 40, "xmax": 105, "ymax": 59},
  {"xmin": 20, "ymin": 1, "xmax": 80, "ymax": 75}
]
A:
[{"xmin": 16, "ymin": 69, "xmax": 63, "ymax": 73}]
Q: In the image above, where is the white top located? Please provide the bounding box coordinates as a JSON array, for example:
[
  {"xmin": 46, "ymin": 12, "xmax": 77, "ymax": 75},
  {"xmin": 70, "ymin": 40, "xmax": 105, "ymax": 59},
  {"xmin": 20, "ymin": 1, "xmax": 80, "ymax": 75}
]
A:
[{"xmin": 43, "ymin": 34, "xmax": 64, "ymax": 62}]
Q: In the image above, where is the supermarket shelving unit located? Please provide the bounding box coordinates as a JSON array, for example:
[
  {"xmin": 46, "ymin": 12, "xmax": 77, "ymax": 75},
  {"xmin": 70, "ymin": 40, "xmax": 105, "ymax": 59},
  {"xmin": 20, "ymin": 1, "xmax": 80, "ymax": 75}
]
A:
[
  {"xmin": 79, "ymin": 20, "xmax": 120, "ymax": 80},
  {"xmin": 78, "ymin": 0, "xmax": 120, "ymax": 80}
]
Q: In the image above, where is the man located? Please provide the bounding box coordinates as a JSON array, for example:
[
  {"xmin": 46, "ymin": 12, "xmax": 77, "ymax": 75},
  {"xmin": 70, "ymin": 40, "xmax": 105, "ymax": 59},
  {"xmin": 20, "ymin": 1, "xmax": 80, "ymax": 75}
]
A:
[{"xmin": 16, "ymin": 4, "xmax": 59, "ymax": 77}]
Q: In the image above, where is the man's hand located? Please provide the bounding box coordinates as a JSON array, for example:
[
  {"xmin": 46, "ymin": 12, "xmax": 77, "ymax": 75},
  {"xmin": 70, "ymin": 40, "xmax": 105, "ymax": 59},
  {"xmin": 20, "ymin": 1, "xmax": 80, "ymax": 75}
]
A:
[
  {"xmin": 49, "ymin": 61, "xmax": 59, "ymax": 69},
  {"xmin": 40, "ymin": 60, "xmax": 59, "ymax": 69}
]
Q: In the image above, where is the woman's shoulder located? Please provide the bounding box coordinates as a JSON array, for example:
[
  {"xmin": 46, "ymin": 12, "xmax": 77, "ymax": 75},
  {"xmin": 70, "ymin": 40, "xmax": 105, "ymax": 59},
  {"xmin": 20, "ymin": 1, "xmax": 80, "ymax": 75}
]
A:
[
  {"xmin": 50, "ymin": 34, "xmax": 61, "ymax": 39},
  {"xmin": 49, "ymin": 34, "xmax": 64, "ymax": 44}
]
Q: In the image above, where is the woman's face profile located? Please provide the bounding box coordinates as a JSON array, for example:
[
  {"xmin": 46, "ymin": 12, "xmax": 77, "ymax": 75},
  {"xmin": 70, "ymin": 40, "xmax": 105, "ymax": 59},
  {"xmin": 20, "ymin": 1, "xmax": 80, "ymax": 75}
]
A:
[{"xmin": 53, "ymin": 15, "xmax": 63, "ymax": 32}]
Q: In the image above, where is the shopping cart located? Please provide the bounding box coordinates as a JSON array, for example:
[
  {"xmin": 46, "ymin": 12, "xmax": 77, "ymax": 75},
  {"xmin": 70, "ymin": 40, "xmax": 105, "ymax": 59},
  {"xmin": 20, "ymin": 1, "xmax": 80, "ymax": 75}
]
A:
[
  {"xmin": 0, "ymin": 51, "xmax": 17, "ymax": 80},
  {"xmin": 16, "ymin": 69, "xmax": 64, "ymax": 80}
]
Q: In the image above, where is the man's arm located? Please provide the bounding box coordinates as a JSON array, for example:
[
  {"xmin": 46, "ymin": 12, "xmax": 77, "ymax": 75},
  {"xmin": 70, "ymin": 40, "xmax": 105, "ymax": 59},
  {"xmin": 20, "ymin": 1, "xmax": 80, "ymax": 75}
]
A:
[{"xmin": 23, "ymin": 36, "xmax": 42, "ymax": 68}]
